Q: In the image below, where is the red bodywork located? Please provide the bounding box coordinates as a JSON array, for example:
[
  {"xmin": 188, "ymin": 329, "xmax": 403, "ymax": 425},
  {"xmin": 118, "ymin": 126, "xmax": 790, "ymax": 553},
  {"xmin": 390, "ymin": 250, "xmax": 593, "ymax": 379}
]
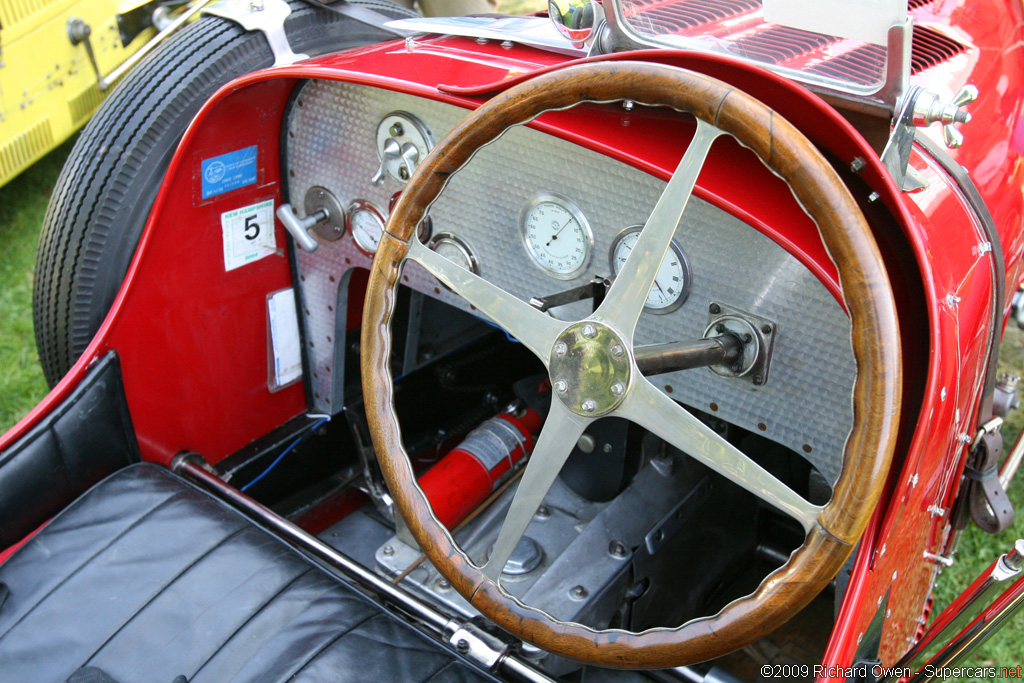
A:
[{"xmin": 2, "ymin": 0, "xmax": 1022, "ymax": 677}]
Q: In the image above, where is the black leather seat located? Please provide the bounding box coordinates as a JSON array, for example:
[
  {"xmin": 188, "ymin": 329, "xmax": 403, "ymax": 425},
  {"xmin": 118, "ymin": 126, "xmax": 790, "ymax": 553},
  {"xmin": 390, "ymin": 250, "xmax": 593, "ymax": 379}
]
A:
[{"xmin": 0, "ymin": 464, "xmax": 493, "ymax": 683}]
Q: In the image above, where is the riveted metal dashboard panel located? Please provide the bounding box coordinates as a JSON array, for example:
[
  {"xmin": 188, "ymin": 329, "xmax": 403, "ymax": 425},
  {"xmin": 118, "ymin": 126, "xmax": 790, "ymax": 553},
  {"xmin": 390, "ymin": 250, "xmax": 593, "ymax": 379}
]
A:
[{"xmin": 284, "ymin": 79, "xmax": 856, "ymax": 485}]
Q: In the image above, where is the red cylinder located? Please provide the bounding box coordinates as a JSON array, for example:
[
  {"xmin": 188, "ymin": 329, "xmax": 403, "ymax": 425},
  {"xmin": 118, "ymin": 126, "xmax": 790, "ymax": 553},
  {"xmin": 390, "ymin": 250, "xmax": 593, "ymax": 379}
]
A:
[{"xmin": 419, "ymin": 408, "xmax": 542, "ymax": 529}]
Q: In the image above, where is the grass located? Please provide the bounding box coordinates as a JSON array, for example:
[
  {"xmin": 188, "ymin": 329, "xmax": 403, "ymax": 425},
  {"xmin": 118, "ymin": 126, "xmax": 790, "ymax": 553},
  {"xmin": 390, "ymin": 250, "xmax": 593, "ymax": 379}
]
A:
[
  {"xmin": 0, "ymin": 139, "xmax": 71, "ymax": 429},
  {"xmin": 0, "ymin": 54, "xmax": 1022, "ymax": 678}
]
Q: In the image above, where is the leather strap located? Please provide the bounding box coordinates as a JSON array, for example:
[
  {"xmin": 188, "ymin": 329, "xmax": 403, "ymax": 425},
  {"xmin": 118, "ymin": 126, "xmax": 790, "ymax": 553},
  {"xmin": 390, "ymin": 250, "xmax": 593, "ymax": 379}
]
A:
[{"xmin": 967, "ymin": 431, "xmax": 1014, "ymax": 533}]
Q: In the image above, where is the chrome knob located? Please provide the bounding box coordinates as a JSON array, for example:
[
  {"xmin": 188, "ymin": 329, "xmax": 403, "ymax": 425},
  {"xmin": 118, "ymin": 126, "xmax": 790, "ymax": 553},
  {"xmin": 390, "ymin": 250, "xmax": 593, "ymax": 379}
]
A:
[{"xmin": 912, "ymin": 84, "xmax": 977, "ymax": 149}]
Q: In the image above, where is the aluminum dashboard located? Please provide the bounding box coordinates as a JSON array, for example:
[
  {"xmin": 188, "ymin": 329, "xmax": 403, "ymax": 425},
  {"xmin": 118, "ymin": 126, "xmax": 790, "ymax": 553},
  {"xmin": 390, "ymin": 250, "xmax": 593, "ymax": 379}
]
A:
[{"xmin": 283, "ymin": 79, "xmax": 856, "ymax": 485}]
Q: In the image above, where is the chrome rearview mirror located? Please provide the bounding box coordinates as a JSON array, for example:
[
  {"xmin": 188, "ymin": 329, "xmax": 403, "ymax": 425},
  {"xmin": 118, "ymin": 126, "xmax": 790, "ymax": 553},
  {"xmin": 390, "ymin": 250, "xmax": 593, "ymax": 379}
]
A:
[{"xmin": 548, "ymin": 0, "xmax": 598, "ymax": 48}]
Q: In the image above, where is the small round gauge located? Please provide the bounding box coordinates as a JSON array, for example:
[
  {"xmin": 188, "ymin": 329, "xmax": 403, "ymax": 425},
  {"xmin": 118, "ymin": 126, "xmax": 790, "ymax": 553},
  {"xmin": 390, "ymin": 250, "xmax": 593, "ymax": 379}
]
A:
[
  {"xmin": 429, "ymin": 232, "xmax": 479, "ymax": 275},
  {"xmin": 520, "ymin": 194, "xmax": 593, "ymax": 280},
  {"xmin": 610, "ymin": 225, "xmax": 692, "ymax": 313},
  {"xmin": 346, "ymin": 199, "xmax": 386, "ymax": 255}
]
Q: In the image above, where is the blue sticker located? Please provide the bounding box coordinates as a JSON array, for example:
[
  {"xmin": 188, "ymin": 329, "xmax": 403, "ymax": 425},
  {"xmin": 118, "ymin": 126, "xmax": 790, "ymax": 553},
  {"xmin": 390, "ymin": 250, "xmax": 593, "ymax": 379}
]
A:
[{"xmin": 201, "ymin": 145, "xmax": 258, "ymax": 199}]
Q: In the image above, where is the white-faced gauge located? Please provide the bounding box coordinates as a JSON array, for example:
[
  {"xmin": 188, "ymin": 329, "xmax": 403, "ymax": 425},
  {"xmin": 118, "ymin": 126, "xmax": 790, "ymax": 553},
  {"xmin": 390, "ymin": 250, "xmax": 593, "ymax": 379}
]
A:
[
  {"xmin": 610, "ymin": 225, "xmax": 692, "ymax": 313},
  {"xmin": 346, "ymin": 199, "xmax": 386, "ymax": 255},
  {"xmin": 429, "ymin": 232, "xmax": 479, "ymax": 275},
  {"xmin": 520, "ymin": 194, "xmax": 593, "ymax": 280}
]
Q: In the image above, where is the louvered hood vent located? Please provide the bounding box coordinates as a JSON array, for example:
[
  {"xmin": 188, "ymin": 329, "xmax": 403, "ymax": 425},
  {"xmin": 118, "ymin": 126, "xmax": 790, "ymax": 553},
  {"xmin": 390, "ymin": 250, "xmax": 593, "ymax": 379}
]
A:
[{"xmin": 625, "ymin": 0, "xmax": 968, "ymax": 85}]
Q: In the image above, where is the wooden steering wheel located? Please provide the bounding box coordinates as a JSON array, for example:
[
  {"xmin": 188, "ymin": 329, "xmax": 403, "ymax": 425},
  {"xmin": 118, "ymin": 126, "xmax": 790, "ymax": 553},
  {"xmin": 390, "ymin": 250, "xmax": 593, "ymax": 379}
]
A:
[{"xmin": 361, "ymin": 61, "xmax": 901, "ymax": 669}]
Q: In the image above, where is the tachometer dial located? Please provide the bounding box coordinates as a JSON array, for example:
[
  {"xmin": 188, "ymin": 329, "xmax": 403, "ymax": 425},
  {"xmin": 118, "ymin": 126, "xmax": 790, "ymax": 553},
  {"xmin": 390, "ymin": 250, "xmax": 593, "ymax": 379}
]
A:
[
  {"xmin": 347, "ymin": 199, "xmax": 386, "ymax": 255},
  {"xmin": 610, "ymin": 225, "xmax": 691, "ymax": 313},
  {"xmin": 520, "ymin": 194, "xmax": 593, "ymax": 280}
]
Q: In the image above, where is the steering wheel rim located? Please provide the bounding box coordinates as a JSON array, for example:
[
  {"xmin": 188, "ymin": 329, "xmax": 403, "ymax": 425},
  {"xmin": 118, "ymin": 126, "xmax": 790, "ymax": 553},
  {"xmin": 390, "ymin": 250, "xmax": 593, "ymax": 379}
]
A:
[{"xmin": 361, "ymin": 61, "xmax": 901, "ymax": 669}]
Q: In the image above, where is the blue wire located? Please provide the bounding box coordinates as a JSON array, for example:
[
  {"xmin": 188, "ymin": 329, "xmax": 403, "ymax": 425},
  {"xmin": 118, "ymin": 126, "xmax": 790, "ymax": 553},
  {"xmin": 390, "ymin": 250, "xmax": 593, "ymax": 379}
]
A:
[
  {"xmin": 241, "ymin": 417, "xmax": 328, "ymax": 492},
  {"xmin": 481, "ymin": 319, "xmax": 521, "ymax": 344}
]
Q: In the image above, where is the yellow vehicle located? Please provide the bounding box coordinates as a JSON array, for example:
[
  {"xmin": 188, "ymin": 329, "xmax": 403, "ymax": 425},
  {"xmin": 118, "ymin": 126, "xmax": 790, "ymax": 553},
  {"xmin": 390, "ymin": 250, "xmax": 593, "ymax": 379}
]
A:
[{"xmin": 0, "ymin": 0, "xmax": 202, "ymax": 188}]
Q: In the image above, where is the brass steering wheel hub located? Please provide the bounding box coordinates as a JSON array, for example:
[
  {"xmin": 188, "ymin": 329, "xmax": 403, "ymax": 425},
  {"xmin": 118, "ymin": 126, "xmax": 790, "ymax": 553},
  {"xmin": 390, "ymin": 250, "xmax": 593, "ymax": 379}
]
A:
[{"xmin": 549, "ymin": 321, "xmax": 632, "ymax": 417}]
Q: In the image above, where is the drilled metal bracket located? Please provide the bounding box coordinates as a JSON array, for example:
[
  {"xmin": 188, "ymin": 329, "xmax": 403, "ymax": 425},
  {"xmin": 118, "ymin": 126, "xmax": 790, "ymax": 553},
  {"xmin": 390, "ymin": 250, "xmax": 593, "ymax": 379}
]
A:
[{"xmin": 204, "ymin": 0, "xmax": 307, "ymax": 67}]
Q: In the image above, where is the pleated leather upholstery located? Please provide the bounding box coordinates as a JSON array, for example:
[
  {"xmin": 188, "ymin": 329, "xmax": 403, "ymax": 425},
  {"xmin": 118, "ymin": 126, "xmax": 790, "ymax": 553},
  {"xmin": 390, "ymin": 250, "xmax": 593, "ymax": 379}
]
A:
[{"xmin": 0, "ymin": 464, "xmax": 493, "ymax": 683}]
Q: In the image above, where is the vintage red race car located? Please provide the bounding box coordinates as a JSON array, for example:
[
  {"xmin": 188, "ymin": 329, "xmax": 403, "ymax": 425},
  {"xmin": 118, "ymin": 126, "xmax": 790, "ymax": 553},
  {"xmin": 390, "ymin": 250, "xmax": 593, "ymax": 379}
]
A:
[{"xmin": 2, "ymin": 0, "xmax": 1023, "ymax": 681}]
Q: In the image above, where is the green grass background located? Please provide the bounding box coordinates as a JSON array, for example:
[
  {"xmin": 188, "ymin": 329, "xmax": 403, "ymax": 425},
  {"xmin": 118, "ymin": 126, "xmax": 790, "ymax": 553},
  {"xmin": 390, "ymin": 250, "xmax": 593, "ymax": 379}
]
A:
[{"xmin": 2, "ymin": 101, "xmax": 1023, "ymax": 681}]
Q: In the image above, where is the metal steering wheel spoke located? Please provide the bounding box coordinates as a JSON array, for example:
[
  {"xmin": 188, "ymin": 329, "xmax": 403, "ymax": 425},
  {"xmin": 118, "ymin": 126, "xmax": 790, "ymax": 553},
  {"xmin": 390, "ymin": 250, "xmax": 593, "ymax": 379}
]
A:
[
  {"xmin": 408, "ymin": 239, "xmax": 567, "ymax": 363},
  {"xmin": 593, "ymin": 120, "xmax": 722, "ymax": 340},
  {"xmin": 617, "ymin": 377, "xmax": 822, "ymax": 533},
  {"xmin": 481, "ymin": 400, "xmax": 590, "ymax": 582}
]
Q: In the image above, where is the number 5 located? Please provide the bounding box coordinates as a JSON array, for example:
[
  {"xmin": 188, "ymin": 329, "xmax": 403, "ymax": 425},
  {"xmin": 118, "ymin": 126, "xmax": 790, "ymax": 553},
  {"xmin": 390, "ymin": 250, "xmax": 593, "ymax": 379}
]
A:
[{"xmin": 244, "ymin": 214, "xmax": 260, "ymax": 240}]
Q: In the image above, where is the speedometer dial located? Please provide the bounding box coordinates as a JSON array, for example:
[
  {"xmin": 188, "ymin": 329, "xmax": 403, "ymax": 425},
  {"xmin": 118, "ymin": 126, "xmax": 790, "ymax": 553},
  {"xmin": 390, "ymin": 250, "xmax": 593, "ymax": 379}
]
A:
[
  {"xmin": 520, "ymin": 194, "xmax": 593, "ymax": 280},
  {"xmin": 610, "ymin": 226, "xmax": 691, "ymax": 313}
]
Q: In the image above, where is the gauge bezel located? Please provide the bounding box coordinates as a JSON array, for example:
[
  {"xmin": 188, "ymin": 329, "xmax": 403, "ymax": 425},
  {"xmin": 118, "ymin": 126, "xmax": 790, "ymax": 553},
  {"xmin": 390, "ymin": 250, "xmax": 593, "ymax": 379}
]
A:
[
  {"xmin": 609, "ymin": 225, "xmax": 692, "ymax": 314},
  {"xmin": 428, "ymin": 232, "xmax": 480, "ymax": 276},
  {"xmin": 346, "ymin": 198, "xmax": 386, "ymax": 255},
  {"xmin": 519, "ymin": 193, "xmax": 594, "ymax": 281}
]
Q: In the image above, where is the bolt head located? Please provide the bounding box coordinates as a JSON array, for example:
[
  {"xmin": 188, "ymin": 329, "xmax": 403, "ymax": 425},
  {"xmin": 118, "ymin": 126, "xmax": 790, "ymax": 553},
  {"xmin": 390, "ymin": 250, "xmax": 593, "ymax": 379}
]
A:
[
  {"xmin": 582, "ymin": 323, "xmax": 597, "ymax": 338},
  {"xmin": 609, "ymin": 541, "xmax": 628, "ymax": 558},
  {"xmin": 611, "ymin": 344, "xmax": 624, "ymax": 357},
  {"xmin": 753, "ymin": 375, "xmax": 764, "ymax": 385},
  {"xmin": 535, "ymin": 505, "xmax": 551, "ymax": 519},
  {"xmin": 456, "ymin": 638, "xmax": 470, "ymax": 653},
  {"xmin": 761, "ymin": 324, "xmax": 772, "ymax": 334},
  {"xmin": 554, "ymin": 379, "xmax": 568, "ymax": 393},
  {"xmin": 554, "ymin": 342, "xmax": 568, "ymax": 356},
  {"xmin": 611, "ymin": 382, "xmax": 624, "ymax": 396},
  {"xmin": 715, "ymin": 323, "xmax": 725, "ymax": 333},
  {"xmin": 382, "ymin": 545, "xmax": 394, "ymax": 556},
  {"xmin": 581, "ymin": 399, "xmax": 598, "ymax": 413},
  {"xmin": 570, "ymin": 585, "xmax": 588, "ymax": 599},
  {"xmin": 389, "ymin": 123, "xmax": 404, "ymax": 137},
  {"xmin": 709, "ymin": 303, "xmax": 721, "ymax": 314}
]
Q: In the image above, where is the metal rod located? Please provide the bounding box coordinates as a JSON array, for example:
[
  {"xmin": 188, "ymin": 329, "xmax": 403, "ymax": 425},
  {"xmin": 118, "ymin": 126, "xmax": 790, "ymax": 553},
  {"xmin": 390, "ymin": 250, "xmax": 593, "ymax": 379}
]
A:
[
  {"xmin": 999, "ymin": 427, "xmax": 1024, "ymax": 491},
  {"xmin": 99, "ymin": 0, "xmax": 215, "ymax": 90},
  {"xmin": 634, "ymin": 335, "xmax": 741, "ymax": 376},
  {"xmin": 172, "ymin": 454, "xmax": 555, "ymax": 683},
  {"xmin": 910, "ymin": 575, "xmax": 1024, "ymax": 682},
  {"xmin": 881, "ymin": 539, "xmax": 1024, "ymax": 682}
]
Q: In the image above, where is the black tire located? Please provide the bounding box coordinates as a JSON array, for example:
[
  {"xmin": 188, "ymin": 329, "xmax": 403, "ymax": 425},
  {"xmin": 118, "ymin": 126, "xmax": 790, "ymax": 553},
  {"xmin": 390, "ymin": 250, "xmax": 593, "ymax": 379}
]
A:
[{"xmin": 34, "ymin": 0, "xmax": 414, "ymax": 387}]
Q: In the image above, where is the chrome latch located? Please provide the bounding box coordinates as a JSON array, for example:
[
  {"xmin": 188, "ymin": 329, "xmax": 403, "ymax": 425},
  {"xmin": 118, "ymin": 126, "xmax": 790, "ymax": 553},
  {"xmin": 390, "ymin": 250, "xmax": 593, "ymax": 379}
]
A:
[
  {"xmin": 881, "ymin": 84, "xmax": 978, "ymax": 191},
  {"xmin": 911, "ymin": 85, "xmax": 978, "ymax": 149}
]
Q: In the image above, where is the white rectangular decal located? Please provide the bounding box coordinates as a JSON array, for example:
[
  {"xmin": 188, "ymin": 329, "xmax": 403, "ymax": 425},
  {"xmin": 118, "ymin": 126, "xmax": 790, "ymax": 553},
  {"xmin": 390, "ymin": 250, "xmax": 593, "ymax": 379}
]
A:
[
  {"xmin": 763, "ymin": 0, "xmax": 907, "ymax": 46},
  {"xmin": 221, "ymin": 199, "xmax": 277, "ymax": 272},
  {"xmin": 268, "ymin": 288, "xmax": 303, "ymax": 389}
]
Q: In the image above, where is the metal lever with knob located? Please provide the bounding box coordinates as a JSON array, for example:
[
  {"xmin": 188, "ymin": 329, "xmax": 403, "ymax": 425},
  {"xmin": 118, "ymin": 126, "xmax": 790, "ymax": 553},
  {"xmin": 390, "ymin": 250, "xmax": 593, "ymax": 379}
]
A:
[
  {"xmin": 372, "ymin": 138, "xmax": 402, "ymax": 186},
  {"xmin": 399, "ymin": 143, "xmax": 420, "ymax": 180},
  {"xmin": 277, "ymin": 204, "xmax": 328, "ymax": 253}
]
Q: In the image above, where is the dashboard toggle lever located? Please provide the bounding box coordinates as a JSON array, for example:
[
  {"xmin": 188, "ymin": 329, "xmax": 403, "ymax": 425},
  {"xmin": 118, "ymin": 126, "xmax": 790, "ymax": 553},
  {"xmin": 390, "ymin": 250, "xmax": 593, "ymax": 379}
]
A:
[
  {"xmin": 372, "ymin": 138, "xmax": 402, "ymax": 186},
  {"xmin": 399, "ymin": 142, "xmax": 420, "ymax": 180},
  {"xmin": 277, "ymin": 203, "xmax": 328, "ymax": 253}
]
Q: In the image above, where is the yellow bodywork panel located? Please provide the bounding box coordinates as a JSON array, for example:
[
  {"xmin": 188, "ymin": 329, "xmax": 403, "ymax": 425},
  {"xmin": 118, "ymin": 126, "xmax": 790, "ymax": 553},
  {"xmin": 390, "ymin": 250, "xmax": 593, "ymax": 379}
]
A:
[{"xmin": 0, "ymin": 0, "xmax": 155, "ymax": 187}]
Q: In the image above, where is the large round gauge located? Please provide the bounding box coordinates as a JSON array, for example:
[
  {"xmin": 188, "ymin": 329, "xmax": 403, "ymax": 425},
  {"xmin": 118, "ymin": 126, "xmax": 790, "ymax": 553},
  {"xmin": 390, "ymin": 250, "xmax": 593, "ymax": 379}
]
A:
[
  {"xmin": 520, "ymin": 194, "xmax": 593, "ymax": 280},
  {"xmin": 429, "ymin": 232, "xmax": 479, "ymax": 275},
  {"xmin": 347, "ymin": 199, "xmax": 386, "ymax": 255},
  {"xmin": 610, "ymin": 225, "xmax": 692, "ymax": 313}
]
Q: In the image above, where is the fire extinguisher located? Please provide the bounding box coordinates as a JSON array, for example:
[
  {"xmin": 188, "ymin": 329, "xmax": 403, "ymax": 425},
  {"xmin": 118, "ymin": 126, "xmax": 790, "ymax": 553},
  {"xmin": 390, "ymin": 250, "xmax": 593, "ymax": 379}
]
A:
[{"xmin": 419, "ymin": 406, "xmax": 543, "ymax": 529}]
